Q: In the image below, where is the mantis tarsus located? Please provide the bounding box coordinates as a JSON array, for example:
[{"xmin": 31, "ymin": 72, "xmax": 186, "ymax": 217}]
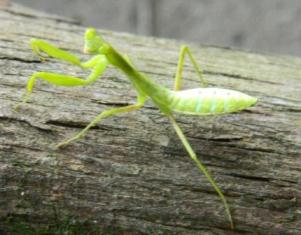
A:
[{"xmin": 18, "ymin": 28, "xmax": 257, "ymax": 229}]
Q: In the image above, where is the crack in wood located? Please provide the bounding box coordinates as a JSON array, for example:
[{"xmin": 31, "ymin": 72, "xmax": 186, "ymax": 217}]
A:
[{"xmin": 0, "ymin": 56, "xmax": 41, "ymax": 64}]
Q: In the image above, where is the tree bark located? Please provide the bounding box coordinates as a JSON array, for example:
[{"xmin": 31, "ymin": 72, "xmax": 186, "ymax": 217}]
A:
[{"xmin": 0, "ymin": 3, "xmax": 300, "ymax": 235}]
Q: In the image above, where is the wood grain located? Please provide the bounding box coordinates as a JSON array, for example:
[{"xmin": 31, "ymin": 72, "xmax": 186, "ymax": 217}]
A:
[{"xmin": 0, "ymin": 3, "xmax": 300, "ymax": 235}]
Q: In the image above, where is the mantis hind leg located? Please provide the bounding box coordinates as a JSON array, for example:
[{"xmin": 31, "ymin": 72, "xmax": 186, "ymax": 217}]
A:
[
  {"xmin": 56, "ymin": 98, "xmax": 146, "ymax": 148},
  {"xmin": 174, "ymin": 45, "xmax": 207, "ymax": 91},
  {"xmin": 168, "ymin": 115, "xmax": 234, "ymax": 229}
]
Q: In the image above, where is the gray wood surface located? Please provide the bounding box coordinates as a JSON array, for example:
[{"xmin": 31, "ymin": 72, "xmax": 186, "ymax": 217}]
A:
[{"xmin": 0, "ymin": 3, "xmax": 300, "ymax": 235}]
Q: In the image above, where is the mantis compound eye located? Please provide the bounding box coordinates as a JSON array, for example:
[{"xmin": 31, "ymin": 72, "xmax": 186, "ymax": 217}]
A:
[
  {"xmin": 85, "ymin": 28, "xmax": 96, "ymax": 39},
  {"xmin": 84, "ymin": 28, "xmax": 103, "ymax": 54}
]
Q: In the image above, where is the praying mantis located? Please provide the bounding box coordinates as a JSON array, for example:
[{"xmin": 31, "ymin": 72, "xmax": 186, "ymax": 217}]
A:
[{"xmin": 18, "ymin": 28, "xmax": 257, "ymax": 229}]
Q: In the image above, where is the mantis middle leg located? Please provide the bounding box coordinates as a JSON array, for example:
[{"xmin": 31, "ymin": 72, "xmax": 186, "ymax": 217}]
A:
[
  {"xmin": 174, "ymin": 45, "xmax": 207, "ymax": 91},
  {"xmin": 56, "ymin": 97, "xmax": 146, "ymax": 148}
]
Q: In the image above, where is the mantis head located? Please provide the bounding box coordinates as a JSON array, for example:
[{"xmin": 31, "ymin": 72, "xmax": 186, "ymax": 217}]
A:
[{"xmin": 84, "ymin": 28, "xmax": 104, "ymax": 54}]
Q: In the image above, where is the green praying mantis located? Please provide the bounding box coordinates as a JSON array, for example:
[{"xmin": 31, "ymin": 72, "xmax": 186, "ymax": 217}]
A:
[{"xmin": 17, "ymin": 28, "xmax": 257, "ymax": 229}]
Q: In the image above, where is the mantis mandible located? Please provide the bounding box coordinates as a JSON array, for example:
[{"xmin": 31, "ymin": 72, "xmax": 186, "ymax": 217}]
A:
[{"xmin": 18, "ymin": 28, "xmax": 257, "ymax": 229}]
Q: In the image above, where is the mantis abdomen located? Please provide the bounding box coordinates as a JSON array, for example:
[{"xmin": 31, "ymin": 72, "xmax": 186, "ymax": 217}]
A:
[{"xmin": 168, "ymin": 88, "xmax": 257, "ymax": 115}]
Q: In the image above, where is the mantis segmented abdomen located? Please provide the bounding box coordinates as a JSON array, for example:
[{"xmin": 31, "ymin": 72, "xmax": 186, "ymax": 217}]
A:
[{"xmin": 168, "ymin": 88, "xmax": 257, "ymax": 115}]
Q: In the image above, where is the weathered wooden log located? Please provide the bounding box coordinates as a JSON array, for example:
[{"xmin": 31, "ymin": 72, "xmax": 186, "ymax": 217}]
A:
[{"xmin": 0, "ymin": 3, "xmax": 300, "ymax": 235}]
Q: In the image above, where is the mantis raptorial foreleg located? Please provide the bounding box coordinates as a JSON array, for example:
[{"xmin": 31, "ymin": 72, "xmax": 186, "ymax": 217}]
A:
[
  {"xmin": 16, "ymin": 41, "xmax": 108, "ymax": 108},
  {"xmin": 168, "ymin": 115, "xmax": 233, "ymax": 229},
  {"xmin": 56, "ymin": 100, "xmax": 145, "ymax": 148},
  {"xmin": 31, "ymin": 39, "xmax": 83, "ymax": 66},
  {"xmin": 174, "ymin": 45, "xmax": 207, "ymax": 91}
]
